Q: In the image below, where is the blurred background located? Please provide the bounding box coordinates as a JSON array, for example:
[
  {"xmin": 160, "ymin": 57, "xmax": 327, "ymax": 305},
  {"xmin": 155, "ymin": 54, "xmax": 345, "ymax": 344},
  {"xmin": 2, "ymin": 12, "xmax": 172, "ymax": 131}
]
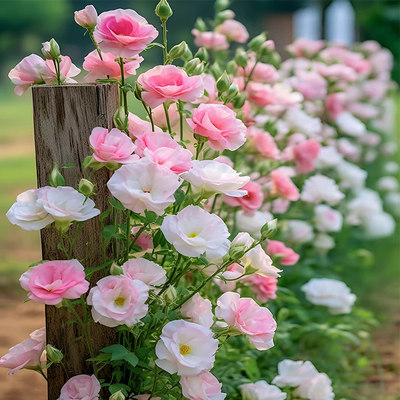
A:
[{"xmin": 0, "ymin": 1, "xmax": 399, "ymax": 399}]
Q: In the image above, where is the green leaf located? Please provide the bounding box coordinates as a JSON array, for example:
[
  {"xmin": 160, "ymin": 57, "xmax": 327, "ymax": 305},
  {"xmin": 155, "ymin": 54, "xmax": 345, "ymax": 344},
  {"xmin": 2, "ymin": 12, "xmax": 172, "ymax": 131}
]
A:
[
  {"xmin": 124, "ymin": 352, "xmax": 139, "ymax": 367},
  {"xmin": 109, "ymin": 198, "xmax": 125, "ymax": 210},
  {"xmin": 100, "ymin": 344, "xmax": 128, "ymax": 360},
  {"xmin": 109, "ymin": 383, "xmax": 131, "ymax": 396},
  {"xmin": 102, "ymin": 225, "xmax": 117, "ymax": 241},
  {"xmin": 174, "ymin": 188, "xmax": 185, "ymax": 206},
  {"xmin": 144, "ymin": 210, "xmax": 157, "ymax": 223}
]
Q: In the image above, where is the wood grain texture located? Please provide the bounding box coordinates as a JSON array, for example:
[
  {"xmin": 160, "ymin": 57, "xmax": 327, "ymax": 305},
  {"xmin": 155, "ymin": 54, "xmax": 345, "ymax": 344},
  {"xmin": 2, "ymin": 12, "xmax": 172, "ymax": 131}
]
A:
[{"xmin": 32, "ymin": 83, "xmax": 119, "ymax": 400}]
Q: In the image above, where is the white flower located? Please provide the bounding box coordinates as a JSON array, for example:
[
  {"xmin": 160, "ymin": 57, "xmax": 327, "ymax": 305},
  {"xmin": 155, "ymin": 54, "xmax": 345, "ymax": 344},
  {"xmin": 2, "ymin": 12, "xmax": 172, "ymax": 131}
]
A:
[
  {"xmin": 313, "ymin": 233, "xmax": 335, "ymax": 254},
  {"xmin": 346, "ymin": 189, "xmax": 383, "ymax": 225},
  {"xmin": 6, "ymin": 189, "xmax": 54, "ymax": 230},
  {"xmin": 155, "ymin": 320, "xmax": 219, "ymax": 376},
  {"xmin": 314, "ymin": 205, "xmax": 343, "ymax": 232},
  {"xmin": 377, "ymin": 176, "xmax": 399, "ymax": 192},
  {"xmin": 301, "ymin": 175, "xmax": 344, "ymax": 205},
  {"xmin": 285, "ymin": 108, "xmax": 321, "ymax": 137},
  {"xmin": 161, "ymin": 206, "xmax": 230, "ymax": 259},
  {"xmin": 180, "ymin": 293, "xmax": 214, "ymax": 329},
  {"xmin": 336, "ymin": 161, "xmax": 367, "ymax": 190},
  {"xmin": 107, "ymin": 158, "xmax": 181, "ymax": 216},
  {"xmin": 385, "ymin": 192, "xmax": 400, "ymax": 217},
  {"xmin": 272, "ymin": 359, "xmax": 318, "ymax": 387},
  {"xmin": 298, "ymin": 372, "xmax": 334, "ymax": 400},
  {"xmin": 236, "ymin": 210, "xmax": 274, "ymax": 239},
  {"xmin": 315, "ymin": 146, "xmax": 343, "ymax": 169},
  {"xmin": 363, "ymin": 212, "xmax": 395, "ymax": 238},
  {"xmin": 383, "ymin": 161, "xmax": 399, "ymax": 174},
  {"xmin": 240, "ymin": 381, "xmax": 287, "ymax": 400},
  {"xmin": 336, "ymin": 112, "xmax": 366, "ymax": 137},
  {"xmin": 181, "ymin": 160, "xmax": 249, "ymax": 197},
  {"xmin": 122, "ymin": 258, "xmax": 166, "ymax": 288},
  {"xmin": 284, "ymin": 220, "xmax": 314, "ymax": 244},
  {"xmin": 301, "ymin": 278, "xmax": 356, "ymax": 314}
]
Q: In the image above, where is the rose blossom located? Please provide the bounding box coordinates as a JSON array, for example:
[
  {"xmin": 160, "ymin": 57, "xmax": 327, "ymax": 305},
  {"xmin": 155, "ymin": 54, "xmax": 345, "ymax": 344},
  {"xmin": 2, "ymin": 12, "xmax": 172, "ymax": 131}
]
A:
[
  {"xmin": 180, "ymin": 372, "xmax": 226, "ymax": 400},
  {"xmin": 188, "ymin": 104, "xmax": 246, "ymax": 151},
  {"xmin": 20, "ymin": 259, "xmax": 89, "ymax": 305},
  {"xmin": 131, "ymin": 226, "xmax": 153, "ymax": 251},
  {"xmin": 87, "ymin": 275, "xmax": 149, "ymax": 327},
  {"xmin": 83, "ymin": 50, "xmax": 143, "ymax": 81},
  {"xmin": 223, "ymin": 181, "xmax": 264, "ymax": 212},
  {"xmin": 289, "ymin": 70, "xmax": 327, "ymax": 100},
  {"xmin": 155, "ymin": 320, "xmax": 219, "ymax": 376},
  {"xmin": 191, "ymin": 29, "xmax": 229, "ymax": 50},
  {"xmin": 301, "ymin": 278, "xmax": 356, "ymax": 314},
  {"xmin": 74, "ymin": 5, "xmax": 98, "ymax": 28},
  {"xmin": 315, "ymin": 146, "xmax": 343, "ymax": 169},
  {"xmin": 314, "ymin": 205, "xmax": 343, "ymax": 233},
  {"xmin": 182, "ymin": 160, "xmax": 249, "ymax": 197},
  {"xmin": 58, "ymin": 374, "xmax": 101, "ymax": 400},
  {"xmin": 284, "ymin": 220, "xmax": 314, "ymax": 245},
  {"xmin": 236, "ymin": 210, "xmax": 274, "ymax": 239},
  {"xmin": 161, "ymin": 205, "xmax": 230, "ymax": 259},
  {"xmin": 272, "ymin": 359, "xmax": 318, "ymax": 387},
  {"xmin": 286, "ymin": 38, "xmax": 324, "ymax": 57},
  {"xmin": 0, "ymin": 327, "xmax": 45, "ymax": 375},
  {"xmin": 243, "ymin": 275, "xmax": 278, "ymax": 303},
  {"xmin": 335, "ymin": 112, "xmax": 366, "ymax": 137},
  {"xmin": 272, "ymin": 198, "xmax": 290, "ymax": 214},
  {"xmin": 266, "ymin": 240, "xmax": 299, "ymax": 266},
  {"xmin": 240, "ymin": 380, "xmax": 287, "ymax": 400},
  {"xmin": 269, "ymin": 170, "xmax": 299, "ymax": 201},
  {"xmin": 107, "ymin": 158, "xmax": 181, "ymax": 215},
  {"xmin": 45, "ymin": 56, "xmax": 80, "ymax": 84},
  {"xmin": 293, "ymin": 140, "xmax": 321, "ymax": 174},
  {"xmin": 215, "ymin": 19, "xmax": 249, "ymax": 43},
  {"xmin": 128, "ymin": 113, "xmax": 162, "ymax": 138},
  {"xmin": 246, "ymin": 82, "xmax": 275, "ymax": 107},
  {"xmin": 247, "ymin": 126, "xmax": 280, "ymax": 160},
  {"xmin": 313, "ymin": 233, "xmax": 335, "ymax": 254},
  {"xmin": 6, "ymin": 188, "xmax": 54, "ymax": 230},
  {"xmin": 285, "ymin": 108, "xmax": 322, "ymax": 137},
  {"xmin": 180, "ymin": 293, "xmax": 214, "ymax": 329},
  {"xmin": 152, "ymin": 103, "xmax": 180, "ymax": 130},
  {"xmin": 89, "ymin": 127, "xmax": 137, "ymax": 164},
  {"xmin": 94, "ymin": 9, "xmax": 158, "ymax": 57},
  {"xmin": 216, "ymin": 292, "xmax": 277, "ymax": 350},
  {"xmin": 301, "ymin": 175, "xmax": 344, "ymax": 205},
  {"xmin": 138, "ymin": 65, "xmax": 204, "ymax": 108},
  {"xmin": 298, "ymin": 373, "xmax": 335, "ymax": 400},
  {"xmin": 122, "ymin": 258, "xmax": 166, "ymax": 288},
  {"xmin": 240, "ymin": 62, "xmax": 278, "ymax": 83}
]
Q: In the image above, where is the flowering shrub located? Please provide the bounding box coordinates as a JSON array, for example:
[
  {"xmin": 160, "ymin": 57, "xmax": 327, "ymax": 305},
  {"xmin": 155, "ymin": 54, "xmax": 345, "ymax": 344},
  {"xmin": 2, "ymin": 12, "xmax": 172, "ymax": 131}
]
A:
[{"xmin": 1, "ymin": 0, "xmax": 399, "ymax": 399}]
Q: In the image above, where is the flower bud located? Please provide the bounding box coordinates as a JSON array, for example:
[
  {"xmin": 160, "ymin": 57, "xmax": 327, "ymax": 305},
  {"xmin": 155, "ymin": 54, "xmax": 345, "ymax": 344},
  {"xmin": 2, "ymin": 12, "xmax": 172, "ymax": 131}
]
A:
[
  {"xmin": 216, "ymin": 71, "xmax": 231, "ymax": 93},
  {"xmin": 49, "ymin": 163, "xmax": 65, "ymax": 187},
  {"xmin": 216, "ymin": 9, "xmax": 235, "ymax": 24},
  {"xmin": 185, "ymin": 58, "xmax": 201, "ymax": 75},
  {"xmin": 110, "ymin": 263, "xmax": 124, "ymax": 275},
  {"xmin": 210, "ymin": 63, "xmax": 223, "ymax": 79},
  {"xmin": 181, "ymin": 47, "xmax": 193, "ymax": 62},
  {"xmin": 231, "ymin": 93, "xmax": 246, "ymax": 109},
  {"xmin": 109, "ymin": 390, "xmax": 126, "ymax": 400},
  {"xmin": 215, "ymin": 0, "xmax": 231, "ymax": 12},
  {"xmin": 192, "ymin": 62, "xmax": 205, "ymax": 75},
  {"xmin": 163, "ymin": 285, "xmax": 177, "ymax": 304},
  {"xmin": 228, "ymin": 243, "xmax": 247, "ymax": 260},
  {"xmin": 226, "ymin": 82, "xmax": 239, "ymax": 99},
  {"xmin": 194, "ymin": 17, "xmax": 207, "ymax": 32},
  {"xmin": 113, "ymin": 106, "xmax": 129, "ymax": 131},
  {"xmin": 134, "ymin": 82, "xmax": 143, "ymax": 101},
  {"xmin": 194, "ymin": 47, "xmax": 209, "ymax": 63},
  {"xmin": 74, "ymin": 5, "xmax": 98, "ymax": 29},
  {"xmin": 41, "ymin": 39, "xmax": 60, "ymax": 60},
  {"xmin": 78, "ymin": 178, "xmax": 95, "ymax": 197},
  {"xmin": 248, "ymin": 32, "xmax": 267, "ymax": 52},
  {"xmin": 155, "ymin": 0, "xmax": 173, "ymax": 22},
  {"xmin": 226, "ymin": 60, "xmax": 237, "ymax": 75},
  {"xmin": 261, "ymin": 218, "xmax": 278, "ymax": 240},
  {"xmin": 46, "ymin": 345, "xmax": 63, "ymax": 364},
  {"xmin": 169, "ymin": 41, "xmax": 188, "ymax": 60},
  {"xmin": 234, "ymin": 48, "xmax": 248, "ymax": 68}
]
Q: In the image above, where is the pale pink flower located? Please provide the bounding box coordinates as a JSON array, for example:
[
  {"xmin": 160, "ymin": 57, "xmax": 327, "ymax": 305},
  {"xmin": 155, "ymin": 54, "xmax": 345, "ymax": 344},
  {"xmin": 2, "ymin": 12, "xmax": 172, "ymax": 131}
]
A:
[
  {"xmin": 286, "ymin": 38, "xmax": 324, "ymax": 57},
  {"xmin": 215, "ymin": 19, "xmax": 249, "ymax": 43},
  {"xmin": 131, "ymin": 226, "xmax": 153, "ymax": 251},
  {"xmin": 89, "ymin": 127, "xmax": 137, "ymax": 164},
  {"xmin": 335, "ymin": 112, "xmax": 366, "ymax": 137},
  {"xmin": 317, "ymin": 64, "xmax": 357, "ymax": 82},
  {"xmin": 270, "ymin": 170, "xmax": 299, "ymax": 201},
  {"xmin": 223, "ymin": 181, "xmax": 263, "ymax": 212},
  {"xmin": 293, "ymin": 140, "xmax": 321, "ymax": 174},
  {"xmin": 214, "ymin": 155, "xmax": 234, "ymax": 168},
  {"xmin": 45, "ymin": 56, "xmax": 81, "ymax": 84},
  {"xmin": 0, "ymin": 328, "xmax": 45, "ymax": 375},
  {"xmin": 138, "ymin": 65, "xmax": 204, "ymax": 108},
  {"xmin": 195, "ymin": 73, "xmax": 217, "ymax": 103},
  {"xmin": 161, "ymin": 205, "xmax": 230, "ymax": 259},
  {"xmin": 94, "ymin": 9, "xmax": 158, "ymax": 57},
  {"xmin": 298, "ymin": 372, "xmax": 334, "ymax": 400},
  {"xmin": 247, "ymin": 126, "xmax": 280, "ymax": 160},
  {"xmin": 180, "ymin": 372, "xmax": 226, "ymax": 400},
  {"xmin": 19, "ymin": 259, "xmax": 89, "ymax": 305},
  {"xmin": 59, "ymin": 374, "xmax": 101, "ymax": 400},
  {"xmin": 289, "ymin": 70, "xmax": 327, "ymax": 100},
  {"xmin": 240, "ymin": 380, "xmax": 287, "ymax": 400},
  {"xmin": 187, "ymin": 104, "xmax": 246, "ymax": 151},
  {"xmin": 180, "ymin": 293, "xmax": 214, "ymax": 329},
  {"xmin": 122, "ymin": 258, "xmax": 166, "ymax": 288},
  {"xmin": 369, "ymin": 49, "xmax": 393, "ymax": 74},
  {"xmin": 246, "ymin": 82, "xmax": 275, "ymax": 107},
  {"xmin": 266, "ymin": 240, "xmax": 299, "ymax": 266},
  {"xmin": 272, "ymin": 198, "xmax": 290, "ymax": 214},
  {"xmin": 74, "ymin": 5, "xmax": 98, "ymax": 28},
  {"xmin": 215, "ymin": 292, "xmax": 277, "ymax": 350},
  {"xmin": 152, "ymin": 103, "xmax": 180, "ymax": 130},
  {"xmin": 107, "ymin": 158, "xmax": 181, "ymax": 216},
  {"xmin": 128, "ymin": 113, "xmax": 162, "ymax": 138},
  {"xmin": 87, "ymin": 275, "xmax": 149, "ymax": 327},
  {"xmin": 243, "ymin": 275, "xmax": 278, "ymax": 303},
  {"xmin": 240, "ymin": 62, "xmax": 278, "ymax": 83},
  {"xmin": 272, "ymin": 359, "xmax": 318, "ymax": 387},
  {"xmin": 191, "ymin": 29, "xmax": 229, "ymax": 50},
  {"xmin": 83, "ymin": 50, "xmax": 143, "ymax": 81},
  {"xmin": 236, "ymin": 210, "xmax": 274, "ymax": 239},
  {"xmin": 285, "ymin": 220, "xmax": 314, "ymax": 245},
  {"xmin": 301, "ymin": 175, "xmax": 344, "ymax": 206},
  {"xmin": 314, "ymin": 205, "xmax": 343, "ymax": 232},
  {"xmin": 325, "ymin": 93, "xmax": 345, "ymax": 119},
  {"xmin": 8, "ymin": 54, "xmax": 49, "ymax": 95},
  {"xmin": 155, "ymin": 320, "xmax": 219, "ymax": 375}
]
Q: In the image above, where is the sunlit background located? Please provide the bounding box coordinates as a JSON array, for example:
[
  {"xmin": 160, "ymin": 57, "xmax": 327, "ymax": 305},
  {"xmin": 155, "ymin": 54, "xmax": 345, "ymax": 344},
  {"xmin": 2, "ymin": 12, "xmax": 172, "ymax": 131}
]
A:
[{"xmin": 0, "ymin": 1, "xmax": 399, "ymax": 399}]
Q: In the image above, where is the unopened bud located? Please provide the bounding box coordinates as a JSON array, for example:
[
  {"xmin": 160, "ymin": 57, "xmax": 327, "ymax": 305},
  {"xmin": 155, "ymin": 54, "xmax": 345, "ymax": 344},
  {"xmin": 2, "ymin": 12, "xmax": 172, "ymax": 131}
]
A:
[
  {"xmin": 74, "ymin": 5, "xmax": 98, "ymax": 29},
  {"xmin": 228, "ymin": 243, "xmax": 247, "ymax": 260},
  {"xmin": 134, "ymin": 82, "xmax": 143, "ymax": 101},
  {"xmin": 113, "ymin": 106, "xmax": 129, "ymax": 131},
  {"xmin": 110, "ymin": 263, "xmax": 123, "ymax": 275},
  {"xmin": 269, "ymin": 52, "xmax": 281, "ymax": 68},
  {"xmin": 185, "ymin": 58, "xmax": 201, "ymax": 75},
  {"xmin": 261, "ymin": 218, "xmax": 278, "ymax": 239},
  {"xmin": 216, "ymin": 9, "xmax": 235, "ymax": 24},
  {"xmin": 215, "ymin": 0, "xmax": 231, "ymax": 12},
  {"xmin": 181, "ymin": 47, "xmax": 193, "ymax": 62},
  {"xmin": 248, "ymin": 33, "xmax": 267, "ymax": 52},
  {"xmin": 78, "ymin": 178, "xmax": 95, "ymax": 197},
  {"xmin": 46, "ymin": 345, "xmax": 63, "ymax": 364},
  {"xmin": 216, "ymin": 71, "xmax": 231, "ymax": 93},
  {"xmin": 194, "ymin": 17, "xmax": 207, "ymax": 32},
  {"xmin": 169, "ymin": 41, "xmax": 188, "ymax": 60},
  {"xmin": 109, "ymin": 390, "xmax": 126, "ymax": 400},
  {"xmin": 49, "ymin": 164, "xmax": 65, "ymax": 187},
  {"xmin": 192, "ymin": 62, "xmax": 205, "ymax": 75},
  {"xmin": 226, "ymin": 82, "xmax": 239, "ymax": 99},
  {"xmin": 163, "ymin": 286, "xmax": 177, "ymax": 303},
  {"xmin": 210, "ymin": 63, "xmax": 223, "ymax": 79},
  {"xmin": 234, "ymin": 48, "xmax": 248, "ymax": 68},
  {"xmin": 194, "ymin": 47, "xmax": 209, "ymax": 63},
  {"xmin": 155, "ymin": 0, "xmax": 173, "ymax": 22},
  {"xmin": 226, "ymin": 60, "xmax": 237, "ymax": 75},
  {"xmin": 42, "ymin": 39, "xmax": 60, "ymax": 60},
  {"xmin": 231, "ymin": 93, "xmax": 246, "ymax": 109}
]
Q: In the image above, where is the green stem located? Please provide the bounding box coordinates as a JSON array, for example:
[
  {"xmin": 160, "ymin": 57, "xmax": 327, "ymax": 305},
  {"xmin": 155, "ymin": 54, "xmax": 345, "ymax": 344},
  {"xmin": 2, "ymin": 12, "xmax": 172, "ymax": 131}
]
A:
[
  {"xmin": 162, "ymin": 21, "xmax": 168, "ymax": 64},
  {"xmin": 88, "ymin": 30, "xmax": 103, "ymax": 60},
  {"xmin": 125, "ymin": 210, "xmax": 131, "ymax": 261},
  {"xmin": 141, "ymin": 101, "xmax": 155, "ymax": 131},
  {"xmin": 178, "ymin": 100, "xmax": 184, "ymax": 142},
  {"xmin": 52, "ymin": 59, "xmax": 61, "ymax": 85},
  {"xmin": 119, "ymin": 58, "xmax": 128, "ymax": 116},
  {"xmin": 37, "ymin": 368, "xmax": 48, "ymax": 382},
  {"xmin": 243, "ymin": 57, "xmax": 260, "ymax": 90},
  {"xmin": 163, "ymin": 102, "xmax": 173, "ymax": 135}
]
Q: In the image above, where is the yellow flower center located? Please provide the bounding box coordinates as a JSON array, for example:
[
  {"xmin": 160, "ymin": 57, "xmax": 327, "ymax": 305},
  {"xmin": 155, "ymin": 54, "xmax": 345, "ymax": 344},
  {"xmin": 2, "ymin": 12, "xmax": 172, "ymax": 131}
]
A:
[
  {"xmin": 188, "ymin": 232, "xmax": 198, "ymax": 238},
  {"xmin": 114, "ymin": 296, "xmax": 126, "ymax": 307},
  {"xmin": 179, "ymin": 344, "xmax": 191, "ymax": 355}
]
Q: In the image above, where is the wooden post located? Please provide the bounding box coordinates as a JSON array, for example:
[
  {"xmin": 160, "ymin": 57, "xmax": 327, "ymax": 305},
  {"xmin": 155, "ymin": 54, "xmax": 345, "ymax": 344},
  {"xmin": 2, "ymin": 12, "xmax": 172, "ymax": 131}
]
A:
[{"xmin": 32, "ymin": 83, "xmax": 119, "ymax": 399}]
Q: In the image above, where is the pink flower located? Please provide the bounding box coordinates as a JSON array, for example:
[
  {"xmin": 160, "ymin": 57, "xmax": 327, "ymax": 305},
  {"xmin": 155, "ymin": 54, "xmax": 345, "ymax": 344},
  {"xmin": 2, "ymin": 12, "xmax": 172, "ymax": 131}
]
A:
[
  {"xmin": 74, "ymin": 5, "xmax": 98, "ymax": 28},
  {"xmin": 128, "ymin": 113, "xmax": 163, "ymax": 138},
  {"xmin": 215, "ymin": 19, "xmax": 249, "ymax": 43},
  {"xmin": 59, "ymin": 374, "xmax": 101, "ymax": 400},
  {"xmin": 270, "ymin": 170, "xmax": 299, "ymax": 201},
  {"xmin": 45, "ymin": 56, "xmax": 81, "ymax": 84},
  {"xmin": 152, "ymin": 103, "xmax": 180, "ymax": 130},
  {"xmin": 83, "ymin": 50, "xmax": 143, "ymax": 81},
  {"xmin": 224, "ymin": 181, "xmax": 263, "ymax": 212},
  {"xmin": 87, "ymin": 275, "xmax": 149, "ymax": 327},
  {"xmin": 325, "ymin": 93, "xmax": 345, "ymax": 119},
  {"xmin": 94, "ymin": 9, "xmax": 158, "ymax": 57},
  {"xmin": 286, "ymin": 38, "xmax": 324, "ymax": 57},
  {"xmin": 138, "ymin": 65, "xmax": 204, "ymax": 108},
  {"xmin": 293, "ymin": 140, "xmax": 321, "ymax": 174},
  {"xmin": 191, "ymin": 29, "xmax": 229, "ymax": 50},
  {"xmin": 215, "ymin": 292, "xmax": 277, "ymax": 350},
  {"xmin": 246, "ymin": 82, "xmax": 275, "ymax": 107},
  {"xmin": 19, "ymin": 259, "xmax": 89, "ymax": 305},
  {"xmin": 266, "ymin": 240, "xmax": 299, "ymax": 266},
  {"xmin": 240, "ymin": 62, "xmax": 278, "ymax": 83},
  {"xmin": 180, "ymin": 372, "xmax": 226, "ymax": 400},
  {"xmin": 0, "ymin": 328, "xmax": 45, "ymax": 375},
  {"xmin": 194, "ymin": 73, "xmax": 218, "ymax": 104},
  {"xmin": 89, "ymin": 127, "xmax": 137, "ymax": 164},
  {"xmin": 272, "ymin": 198, "xmax": 290, "ymax": 214},
  {"xmin": 317, "ymin": 64, "xmax": 357, "ymax": 82},
  {"xmin": 8, "ymin": 54, "xmax": 49, "ymax": 95},
  {"xmin": 122, "ymin": 258, "xmax": 166, "ymax": 288},
  {"xmin": 243, "ymin": 274, "xmax": 278, "ymax": 303},
  {"xmin": 289, "ymin": 70, "xmax": 327, "ymax": 100},
  {"xmin": 187, "ymin": 104, "xmax": 246, "ymax": 151},
  {"xmin": 247, "ymin": 126, "xmax": 280, "ymax": 160},
  {"xmin": 131, "ymin": 226, "xmax": 153, "ymax": 251},
  {"xmin": 180, "ymin": 293, "xmax": 214, "ymax": 329}
]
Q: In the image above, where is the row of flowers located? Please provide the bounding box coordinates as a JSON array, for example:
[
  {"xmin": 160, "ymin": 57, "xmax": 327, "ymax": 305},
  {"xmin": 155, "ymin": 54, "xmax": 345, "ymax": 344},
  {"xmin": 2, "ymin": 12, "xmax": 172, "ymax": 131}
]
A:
[{"xmin": 1, "ymin": 1, "xmax": 398, "ymax": 399}]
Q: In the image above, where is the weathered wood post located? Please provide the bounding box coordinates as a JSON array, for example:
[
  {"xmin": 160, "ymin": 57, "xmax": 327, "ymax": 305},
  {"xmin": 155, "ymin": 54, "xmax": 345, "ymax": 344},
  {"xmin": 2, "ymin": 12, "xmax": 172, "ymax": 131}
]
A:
[{"xmin": 32, "ymin": 83, "xmax": 119, "ymax": 399}]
